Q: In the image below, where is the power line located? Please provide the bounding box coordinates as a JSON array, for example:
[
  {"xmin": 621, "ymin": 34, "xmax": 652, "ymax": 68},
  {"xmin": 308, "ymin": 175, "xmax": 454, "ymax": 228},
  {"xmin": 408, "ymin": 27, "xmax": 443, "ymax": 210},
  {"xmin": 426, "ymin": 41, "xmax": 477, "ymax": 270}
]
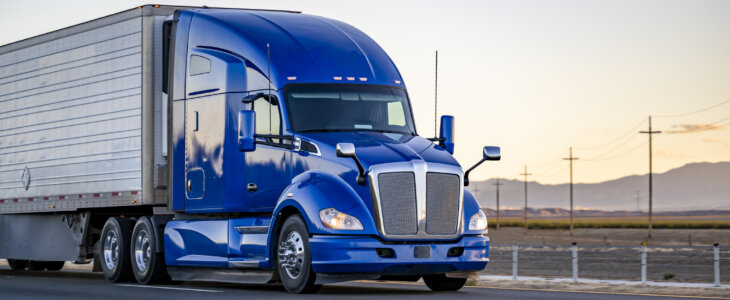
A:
[
  {"xmin": 654, "ymin": 99, "xmax": 730, "ymax": 118},
  {"xmin": 574, "ymin": 119, "xmax": 647, "ymax": 150},
  {"xmin": 582, "ymin": 134, "xmax": 642, "ymax": 161},
  {"xmin": 583, "ymin": 139, "xmax": 649, "ymax": 162}
]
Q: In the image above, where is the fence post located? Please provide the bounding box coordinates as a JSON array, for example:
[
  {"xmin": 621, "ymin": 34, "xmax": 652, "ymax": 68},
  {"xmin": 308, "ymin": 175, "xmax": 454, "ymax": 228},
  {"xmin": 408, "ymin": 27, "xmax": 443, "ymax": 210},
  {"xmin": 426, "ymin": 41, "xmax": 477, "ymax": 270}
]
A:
[
  {"xmin": 572, "ymin": 242, "xmax": 578, "ymax": 282},
  {"xmin": 715, "ymin": 243, "xmax": 720, "ymax": 287},
  {"xmin": 512, "ymin": 244, "xmax": 518, "ymax": 279},
  {"xmin": 641, "ymin": 242, "xmax": 647, "ymax": 284}
]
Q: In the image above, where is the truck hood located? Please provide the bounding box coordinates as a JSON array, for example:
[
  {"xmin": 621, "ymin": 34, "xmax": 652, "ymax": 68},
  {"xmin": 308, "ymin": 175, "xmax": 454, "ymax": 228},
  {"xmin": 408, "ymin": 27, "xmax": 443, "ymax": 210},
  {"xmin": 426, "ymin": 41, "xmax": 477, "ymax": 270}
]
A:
[{"xmin": 298, "ymin": 132, "xmax": 460, "ymax": 169}]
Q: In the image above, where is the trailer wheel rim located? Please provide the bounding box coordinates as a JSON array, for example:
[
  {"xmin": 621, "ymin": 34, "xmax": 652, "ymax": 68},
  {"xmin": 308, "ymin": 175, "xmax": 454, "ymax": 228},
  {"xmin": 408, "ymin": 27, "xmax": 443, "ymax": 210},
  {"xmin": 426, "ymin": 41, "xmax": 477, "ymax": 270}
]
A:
[
  {"xmin": 278, "ymin": 230, "xmax": 305, "ymax": 279},
  {"xmin": 134, "ymin": 229, "xmax": 150, "ymax": 272},
  {"xmin": 103, "ymin": 230, "xmax": 119, "ymax": 271}
]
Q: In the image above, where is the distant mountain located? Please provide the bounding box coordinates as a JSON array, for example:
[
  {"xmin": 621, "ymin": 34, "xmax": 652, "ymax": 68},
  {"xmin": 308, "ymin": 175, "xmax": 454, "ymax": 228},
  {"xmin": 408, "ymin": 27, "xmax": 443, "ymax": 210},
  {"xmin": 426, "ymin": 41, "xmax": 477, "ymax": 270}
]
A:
[{"xmin": 468, "ymin": 162, "xmax": 730, "ymax": 211}]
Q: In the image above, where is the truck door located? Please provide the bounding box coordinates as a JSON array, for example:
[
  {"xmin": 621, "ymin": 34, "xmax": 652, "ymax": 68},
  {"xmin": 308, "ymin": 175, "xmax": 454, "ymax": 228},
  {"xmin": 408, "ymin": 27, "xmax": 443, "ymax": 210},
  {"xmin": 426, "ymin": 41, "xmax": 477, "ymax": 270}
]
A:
[{"xmin": 244, "ymin": 94, "xmax": 291, "ymax": 209}]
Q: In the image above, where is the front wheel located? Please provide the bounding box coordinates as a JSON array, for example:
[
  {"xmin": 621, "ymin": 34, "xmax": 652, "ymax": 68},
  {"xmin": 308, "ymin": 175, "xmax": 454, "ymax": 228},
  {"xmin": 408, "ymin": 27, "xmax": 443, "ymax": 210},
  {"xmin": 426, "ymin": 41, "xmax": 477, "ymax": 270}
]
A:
[
  {"xmin": 277, "ymin": 215, "xmax": 320, "ymax": 294},
  {"xmin": 423, "ymin": 274, "xmax": 467, "ymax": 291}
]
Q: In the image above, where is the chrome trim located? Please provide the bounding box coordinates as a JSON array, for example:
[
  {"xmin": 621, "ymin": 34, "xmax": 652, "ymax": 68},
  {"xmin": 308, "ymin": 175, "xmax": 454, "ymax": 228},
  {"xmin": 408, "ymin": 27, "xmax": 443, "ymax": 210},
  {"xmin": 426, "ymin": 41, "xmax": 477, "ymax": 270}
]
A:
[
  {"xmin": 293, "ymin": 137, "xmax": 321, "ymax": 156},
  {"xmin": 235, "ymin": 226, "xmax": 269, "ymax": 234},
  {"xmin": 369, "ymin": 161, "xmax": 463, "ymax": 240}
]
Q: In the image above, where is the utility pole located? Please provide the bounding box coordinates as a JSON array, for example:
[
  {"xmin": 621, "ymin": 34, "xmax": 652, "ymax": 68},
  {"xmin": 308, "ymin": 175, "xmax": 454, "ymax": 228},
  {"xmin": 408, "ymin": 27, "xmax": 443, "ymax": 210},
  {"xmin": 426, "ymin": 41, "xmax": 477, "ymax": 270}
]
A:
[
  {"xmin": 563, "ymin": 147, "xmax": 579, "ymax": 238},
  {"xmin": 493, "ymin": 178, "xmax": 503, "ymax": 230},
  {"xmin": 635, "ymin": 191, "xmax": 640, "ymax": 212},
  {"xmin": 520, "ymin": 165, "xmax": 532, "ymax": 233},
  {"xmin": 639, "ymin": 116, "xmax": 661, "ymax": 239}
]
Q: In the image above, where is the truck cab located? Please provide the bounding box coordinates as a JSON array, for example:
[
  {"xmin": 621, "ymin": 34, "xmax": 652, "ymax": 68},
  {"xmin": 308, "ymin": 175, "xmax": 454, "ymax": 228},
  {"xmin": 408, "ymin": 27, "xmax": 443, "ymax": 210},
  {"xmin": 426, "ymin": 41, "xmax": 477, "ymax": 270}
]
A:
[{"xmin": 157, "ymin": 8, "xmax": 497, "ymax": 293}]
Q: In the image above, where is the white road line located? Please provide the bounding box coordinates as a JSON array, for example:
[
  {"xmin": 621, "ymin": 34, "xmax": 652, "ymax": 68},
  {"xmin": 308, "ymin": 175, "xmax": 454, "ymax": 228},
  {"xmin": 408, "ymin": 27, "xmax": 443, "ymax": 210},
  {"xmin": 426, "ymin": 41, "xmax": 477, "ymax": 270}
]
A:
[{"xmin": 117, "ymin": 284, "xmax": 222, "ymax": 293}]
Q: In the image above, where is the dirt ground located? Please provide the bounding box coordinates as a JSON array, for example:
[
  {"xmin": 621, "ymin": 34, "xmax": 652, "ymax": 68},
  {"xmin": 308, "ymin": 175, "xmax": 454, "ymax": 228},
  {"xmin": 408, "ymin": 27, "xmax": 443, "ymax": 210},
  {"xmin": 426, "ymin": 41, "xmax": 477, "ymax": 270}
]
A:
[{"xmin": 488, "ymin": 227, "xmax": 730, "ymax": 246}]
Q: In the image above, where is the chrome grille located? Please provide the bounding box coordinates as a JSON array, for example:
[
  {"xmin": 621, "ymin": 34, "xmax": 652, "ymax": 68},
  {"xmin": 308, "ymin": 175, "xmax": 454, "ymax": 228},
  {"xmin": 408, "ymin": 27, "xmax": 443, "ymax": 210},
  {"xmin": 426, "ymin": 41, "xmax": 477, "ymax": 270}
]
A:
[
  {"xmin": 426, "ymin": 172, "xmax": 460, "ymax": 235},
  {"xmin": 377, "ymin": 172, "xmax": 417, "ymax": 235}
]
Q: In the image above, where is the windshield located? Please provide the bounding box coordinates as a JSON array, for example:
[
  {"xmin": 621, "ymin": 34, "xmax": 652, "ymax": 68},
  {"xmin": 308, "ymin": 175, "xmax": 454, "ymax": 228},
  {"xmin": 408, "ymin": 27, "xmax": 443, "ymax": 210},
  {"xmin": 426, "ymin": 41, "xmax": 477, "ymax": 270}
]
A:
[{"xmin": 284, "ymin": 85, "xmax": 417, "ymax": 135}]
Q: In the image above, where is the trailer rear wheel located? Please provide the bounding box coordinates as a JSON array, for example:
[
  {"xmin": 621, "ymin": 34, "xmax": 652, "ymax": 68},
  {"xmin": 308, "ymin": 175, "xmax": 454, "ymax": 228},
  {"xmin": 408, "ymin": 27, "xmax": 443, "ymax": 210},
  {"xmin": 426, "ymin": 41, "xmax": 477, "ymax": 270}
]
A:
[
  {"xmin": 44, "ymin": 261, "xmax": 65, "ymax": 271},
  {"xmin": 131, "ymin": 216, "xmax": 168, "ymax": 284},
  {"xmin": 7, "ymin": 259, "xmax": 28, "ymax": 270},
  {"xmin": 100, "ymin": 217, "xmax": 134, "ymax": 282},
  {"xmin": 277, "ymin": 215, "xmax": 320, "ymax": 294},
  {"xmin": 423, "ymin": 274, "xmax": 467, "ymax": 291}
]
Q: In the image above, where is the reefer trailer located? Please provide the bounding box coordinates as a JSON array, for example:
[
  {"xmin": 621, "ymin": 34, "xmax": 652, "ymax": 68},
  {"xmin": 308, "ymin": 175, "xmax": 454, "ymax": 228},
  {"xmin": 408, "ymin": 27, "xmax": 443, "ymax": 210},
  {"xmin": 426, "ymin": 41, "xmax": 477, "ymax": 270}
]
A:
[{"xmin": 0, "ymin": 5, "xmax": 500, "ymax": 293}]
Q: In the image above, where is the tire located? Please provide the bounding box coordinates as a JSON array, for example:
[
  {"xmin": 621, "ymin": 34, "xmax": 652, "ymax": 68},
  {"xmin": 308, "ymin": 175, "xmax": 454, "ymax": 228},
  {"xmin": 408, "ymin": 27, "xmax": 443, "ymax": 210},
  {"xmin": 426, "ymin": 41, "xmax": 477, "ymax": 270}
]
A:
[
  {"xmin": 43, "ymin": 261, "xmax": 65, "ymax": 271},
  {"xmin": 130, "ymin": 216, "xmax": 168, "ymax": 284},
  {"xmin": 7, "ymin": 259, "xmax": 28, "ymax": 270},
  {"xmin": 100, "ymin": 217, "xmax": 134, "ymax": 282},
  {"xmin": 276, "ymin": 215, "xmax": 320, "ymax": 294},
  {"xmin": 423, "ymin": 274, "xmax": 467, "ymax": 291},
  {"xmin": 26, "ymin": 260, "xmax": 47, "ymax": 271}
]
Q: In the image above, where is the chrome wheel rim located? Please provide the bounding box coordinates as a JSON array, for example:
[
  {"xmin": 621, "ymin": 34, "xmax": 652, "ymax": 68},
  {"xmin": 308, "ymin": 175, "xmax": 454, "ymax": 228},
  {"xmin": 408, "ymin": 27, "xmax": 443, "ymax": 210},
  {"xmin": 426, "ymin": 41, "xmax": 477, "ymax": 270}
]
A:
[
  {"xmin": 134, "ymin": 229, "xmax": 150, "ymax": 272},
  {"xmin": 278, "ymin": 231, "xmax": 305, "ymax": 279},
  {"xmin": 103, "ymin": 230, "xmax": 118, "ymax": 271}
]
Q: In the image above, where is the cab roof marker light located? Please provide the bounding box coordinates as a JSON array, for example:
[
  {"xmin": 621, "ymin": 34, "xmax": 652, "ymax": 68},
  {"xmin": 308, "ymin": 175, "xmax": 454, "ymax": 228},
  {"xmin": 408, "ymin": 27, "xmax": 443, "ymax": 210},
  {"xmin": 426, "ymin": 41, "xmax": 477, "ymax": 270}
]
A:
[
  {"xmin": 287, "ymin": 76, "xmax": 297, "ymax": 80},
  {"xmin": 395, "ymin": 80, "xmax": 402, "ymax": 84},
  {"xmin": 346, "ymin": 77, "xmax": 355, "ymax": 81},
  {"xmin": 333, "ymin": 76, "xmax": 342, "ymax": 81},
  {"xmin": 359, "ymin": 77, "xmax": 367, "ymax": 82}
]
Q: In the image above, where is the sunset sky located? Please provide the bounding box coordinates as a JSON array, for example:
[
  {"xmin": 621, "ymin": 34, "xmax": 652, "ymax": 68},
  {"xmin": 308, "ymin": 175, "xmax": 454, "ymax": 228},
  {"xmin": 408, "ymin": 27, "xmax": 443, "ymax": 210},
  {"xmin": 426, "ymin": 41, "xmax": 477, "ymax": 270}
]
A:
[{"xmin": 3, "ymin": 0, "xmax": 728, "ymax": 184}]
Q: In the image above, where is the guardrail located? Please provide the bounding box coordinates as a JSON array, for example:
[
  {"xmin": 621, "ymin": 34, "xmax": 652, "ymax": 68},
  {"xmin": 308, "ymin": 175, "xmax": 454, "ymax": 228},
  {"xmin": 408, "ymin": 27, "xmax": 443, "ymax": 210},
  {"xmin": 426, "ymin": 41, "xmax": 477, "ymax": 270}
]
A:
[{"xmin": 486, "ymin": 243, "xmax": 728, "ymax": 286}]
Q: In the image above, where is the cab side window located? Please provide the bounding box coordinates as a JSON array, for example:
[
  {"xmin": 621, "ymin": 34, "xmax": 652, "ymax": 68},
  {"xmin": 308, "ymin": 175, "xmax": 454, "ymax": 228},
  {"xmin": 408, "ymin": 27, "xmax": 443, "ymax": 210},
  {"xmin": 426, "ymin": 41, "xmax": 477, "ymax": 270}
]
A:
[{"xmin": 252, "ymin": 96, "xmax": 284, "ymax": 144}]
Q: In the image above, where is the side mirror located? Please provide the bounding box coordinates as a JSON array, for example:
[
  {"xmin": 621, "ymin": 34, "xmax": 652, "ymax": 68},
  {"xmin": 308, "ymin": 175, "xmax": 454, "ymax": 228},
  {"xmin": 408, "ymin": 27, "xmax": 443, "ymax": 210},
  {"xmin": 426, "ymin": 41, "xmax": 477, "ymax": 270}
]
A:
[
  {"xmin": 439, "ymin": 115, "xmax": 455, "ymax": 154},
  {"xmin": 336, "ymin": 143, "xmax": 356, "ymax": 157},
  {"xmin": 238, "ymin": 110, "xmax": 256, "ymax": 151},
  {"xmin": 483, "ymin": 146, "xmax": 501, "ymax": 160},
  {"xmin": 464, "ymin": 146, "xmax": 501, "ymax": 186},
  {"xmin": 336, "ymin": 143, "xmax": 366, "ymax": 185}
]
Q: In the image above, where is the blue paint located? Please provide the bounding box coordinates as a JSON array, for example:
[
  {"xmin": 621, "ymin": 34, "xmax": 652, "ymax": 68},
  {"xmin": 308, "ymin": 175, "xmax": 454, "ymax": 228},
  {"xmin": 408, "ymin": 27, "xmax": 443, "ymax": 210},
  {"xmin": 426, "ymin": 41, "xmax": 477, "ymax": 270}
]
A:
[{"xmin": 163, "ymin": 8, "xmax": 494, "ymax": 279}]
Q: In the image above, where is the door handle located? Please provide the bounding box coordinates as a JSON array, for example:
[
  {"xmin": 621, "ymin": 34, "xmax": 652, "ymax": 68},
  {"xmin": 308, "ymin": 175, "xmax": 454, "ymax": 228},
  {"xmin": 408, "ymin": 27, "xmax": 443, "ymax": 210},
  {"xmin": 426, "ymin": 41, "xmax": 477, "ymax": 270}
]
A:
[
  {"xmin": 187, "ymin": 179, "xmax": 192, "ymax": 191},
  {"xmin": 247, "ymin": 183, "xmax": 258, "ymax": 192}
]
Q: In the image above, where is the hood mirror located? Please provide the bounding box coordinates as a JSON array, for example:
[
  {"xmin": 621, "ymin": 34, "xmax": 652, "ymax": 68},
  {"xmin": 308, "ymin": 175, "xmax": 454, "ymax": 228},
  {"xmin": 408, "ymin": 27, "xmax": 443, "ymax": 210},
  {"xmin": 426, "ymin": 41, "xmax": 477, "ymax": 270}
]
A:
[
  {"xmin": 464, "ymin": 146, "xmax": 501, "ymax": 186},
  {"xmin": 336, "ymin": 143, "xmax": 366, "ymax": 185}
]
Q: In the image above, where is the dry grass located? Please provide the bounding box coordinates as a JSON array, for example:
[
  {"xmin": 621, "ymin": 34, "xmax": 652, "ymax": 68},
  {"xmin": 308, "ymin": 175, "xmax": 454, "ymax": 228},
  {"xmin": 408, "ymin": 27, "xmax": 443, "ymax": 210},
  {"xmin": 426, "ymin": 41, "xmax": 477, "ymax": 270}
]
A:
[{"xmin": 490, "ymin": 218, "xmax": 730, "ymax": 229}]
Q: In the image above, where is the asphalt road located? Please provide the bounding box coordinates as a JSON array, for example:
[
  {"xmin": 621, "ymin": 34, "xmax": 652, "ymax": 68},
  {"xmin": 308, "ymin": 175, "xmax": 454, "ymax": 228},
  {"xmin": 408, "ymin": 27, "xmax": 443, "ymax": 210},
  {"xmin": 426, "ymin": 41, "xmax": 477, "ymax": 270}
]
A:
[{"xmin": 0, "ymin": 268, "xmax": 718, "ymax": 300}]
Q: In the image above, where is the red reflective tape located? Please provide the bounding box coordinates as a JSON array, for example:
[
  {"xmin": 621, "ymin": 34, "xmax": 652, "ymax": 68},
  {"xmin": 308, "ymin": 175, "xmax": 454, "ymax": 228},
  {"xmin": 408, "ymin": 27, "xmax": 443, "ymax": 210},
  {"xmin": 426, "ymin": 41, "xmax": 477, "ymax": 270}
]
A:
[
  {"xmin": 78, "ymin": 194, "xmax": 83, "ymax": 198},
  {"xmin": 0, "ymin": 200, "xmax": 4, "ymax": 203},
  {"xmin": 131, "ymin": 191, "xmax": 138, "ymax": 195},
  {"xmin": 59, "ymin": 195, "xmax": 66, "ymax": 200},
  {"xmin": 93, "ymin": 194, "xmax": 101, "ymax": 198},
  {"xmin": 28, "ymin": 198, "xmax": 33, "ymax": 202},
  {"xmin": 43, "ymin": 197, "xmax": 49, "ymax": 201},
  {"xmin": 112, "ymin": 192, "xmax": 119, "ymax": 196},
  {"xmin": 13, "ymin": 199, "xmax": 19, "ymax": 202}
]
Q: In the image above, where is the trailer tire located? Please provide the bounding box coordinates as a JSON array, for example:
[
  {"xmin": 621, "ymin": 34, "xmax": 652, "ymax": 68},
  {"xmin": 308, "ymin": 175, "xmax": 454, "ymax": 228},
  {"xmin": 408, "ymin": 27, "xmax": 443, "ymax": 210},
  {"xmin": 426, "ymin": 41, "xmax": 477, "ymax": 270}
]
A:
[
  {"xmin": 130, "ymin": 216, "xmax": 168, "ymax": 284},
  {"xmin": 100, "ymin": 217, "xmax": 134, "ymax": 282},
  {"xmin": 26, "ymin": 260, "xmax": 47, "ymax": 271},
  {"xmin": 7, "ymin": 259, "xmax": 28, "ymax": 270},
  {"xmin": 423, "ymin": 274, "xmax": 467, "ymax": 291},
  {"xmin": 277, "ymin": 215, "xmax": 320, "ymax": 294},
  {"xmin": 43, "ymin": 261, "xmax": 65, "ymax": 271}
]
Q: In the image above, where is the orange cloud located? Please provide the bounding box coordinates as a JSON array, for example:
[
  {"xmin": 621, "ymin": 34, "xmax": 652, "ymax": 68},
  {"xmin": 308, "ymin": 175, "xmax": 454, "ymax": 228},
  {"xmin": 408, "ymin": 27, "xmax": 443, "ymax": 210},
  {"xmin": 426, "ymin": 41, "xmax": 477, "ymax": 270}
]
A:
[{"xmin": 666, "ymin": 123, "xmax": 725, "ymax": 133}]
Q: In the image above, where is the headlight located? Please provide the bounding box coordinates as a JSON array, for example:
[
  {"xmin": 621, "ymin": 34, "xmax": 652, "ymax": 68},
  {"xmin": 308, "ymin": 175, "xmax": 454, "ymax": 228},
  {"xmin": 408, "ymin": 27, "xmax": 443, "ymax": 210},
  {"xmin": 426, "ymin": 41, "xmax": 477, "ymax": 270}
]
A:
[
  {"xmin": 319, "ymin": 208, "xmax": 364, "ymax": 230},
  {"xmin": 469, "ymin": 209, "xmax": 488, "ymax": 231}
]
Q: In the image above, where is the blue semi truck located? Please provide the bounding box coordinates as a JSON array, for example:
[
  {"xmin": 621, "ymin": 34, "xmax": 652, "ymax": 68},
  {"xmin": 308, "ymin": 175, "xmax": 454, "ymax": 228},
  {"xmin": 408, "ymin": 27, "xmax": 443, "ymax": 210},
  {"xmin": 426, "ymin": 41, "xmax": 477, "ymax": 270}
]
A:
[{"xmin": 0, "ymin": 5, "xmax": 499, "ymax": 293}]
